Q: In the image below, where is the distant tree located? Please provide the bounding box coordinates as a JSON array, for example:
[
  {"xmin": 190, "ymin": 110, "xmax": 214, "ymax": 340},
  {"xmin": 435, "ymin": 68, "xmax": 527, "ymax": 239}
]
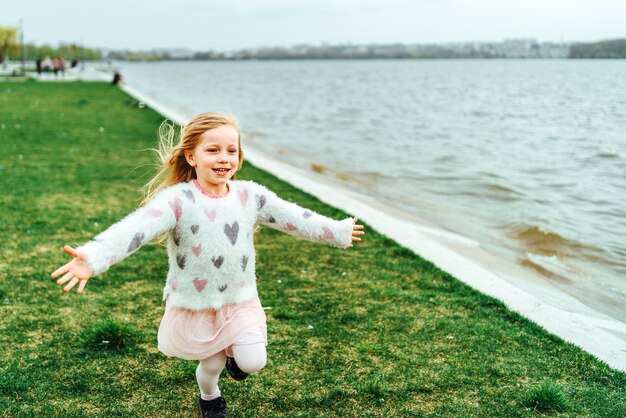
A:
[
  {"xmin": 0, "ymin": 27, "xmax": 18, "ymax": 63},
  {"xmin": 569, "ymin": 39, "xmax": 626, "ymax": 58},
  {"xmin": 21, "ymin": 43, "xmax": 102, "ymax": 61},
  {"xmin": 69, "ymin": 43, "xmax": 79, "ymax": 59}
]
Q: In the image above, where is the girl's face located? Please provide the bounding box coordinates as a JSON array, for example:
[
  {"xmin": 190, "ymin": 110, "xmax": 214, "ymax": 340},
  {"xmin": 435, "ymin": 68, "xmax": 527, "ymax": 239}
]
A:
[{"xmin": 185, "ymin": 125, "xmax": 240, "ymax": 193}]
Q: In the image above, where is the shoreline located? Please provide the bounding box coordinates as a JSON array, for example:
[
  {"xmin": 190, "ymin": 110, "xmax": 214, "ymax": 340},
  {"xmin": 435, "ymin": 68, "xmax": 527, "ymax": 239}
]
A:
[{"xmin": 118, "ymin": 82, "xmax": 626, "ymax": 372}]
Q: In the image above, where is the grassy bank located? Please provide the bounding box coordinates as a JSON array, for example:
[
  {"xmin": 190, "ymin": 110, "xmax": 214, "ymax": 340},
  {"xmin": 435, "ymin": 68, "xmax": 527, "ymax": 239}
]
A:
[{"xmin": 0, "ymin": 80, "xmax": 624, "ymax": 417}]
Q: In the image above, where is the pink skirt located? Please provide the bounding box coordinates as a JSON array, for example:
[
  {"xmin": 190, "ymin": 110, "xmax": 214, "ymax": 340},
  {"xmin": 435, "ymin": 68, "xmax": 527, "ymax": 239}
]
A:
[{"xmin": 157, "ymin": 297, "xmax": 267, "ymax": 360}]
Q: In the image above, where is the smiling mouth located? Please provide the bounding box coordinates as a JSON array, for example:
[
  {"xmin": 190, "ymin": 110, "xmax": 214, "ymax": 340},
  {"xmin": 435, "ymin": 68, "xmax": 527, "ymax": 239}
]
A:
[{"xmin": 213, "ymin": 168, "xmax": 230, "ymax": 175}]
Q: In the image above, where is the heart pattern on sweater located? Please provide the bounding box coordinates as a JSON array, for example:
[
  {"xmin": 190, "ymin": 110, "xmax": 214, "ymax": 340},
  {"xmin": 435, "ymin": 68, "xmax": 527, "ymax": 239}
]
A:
[
  {"xmin": 303, "ymin": 211, "xmax": 312, "ymax": 218},
  {"xmin": 320, "ymin": 226, "xmax": 335, "ymax": 241},
  {"xmin": 183, "ymin": 189, "xmax": 195, "ymax": 202},
  {"xmin": 204, "ymin": 209, "xmax": 217, "ymax": 222},
  {"xmin": 224, "ymin": 222, "xmax": 239, "ymax": 245},
  {"xmin": 192, "ymin": 244, "xmax": 202, "ymax": 256},
  {"xmin": 267, "ymin": 216, "xmax": 276, "ymax": 223},
  {"xmin": 193, "ymin": 278, "xmax": 207, "ymax": 292},
  {"xmin": 238, "ymin": 188, "xmax": 249, "ymax": 207},
  {"xmin": 128, "ymin": 232, "xmax": 144, "ymax": 253},
  {"xmin": 256, "ymin": 194, "xmax": 266, "ymax": 210},
  {"xmin": 218, "ymin": 284, "xmax": 228, "ymax": 292},
  {"xmin": 241, "ymin": 255, "xmax": 249, "ymax": 271},
  {"xmin": 286, "ymin": 223, "xmax": 297, "ymax": 231},
  {"xmin": 177, "ymin": 254, "xmax": 187, "ymax": 269},
  {"xmin": 191, "ymin": 224, "xmax": 199, "ymax": 234},
  {"xmin": 170, "ymin": 280, "xmax": 179, "ymax": 291},
  {"xmin": 212, "ymin": 255, "xmax": 224, "ymax": 268},
  {"xmin": 169, "ymin": 197, "xmax": 182, "ymax": 221},
  {"xmin": 173, "ymin": 232, "xmax": 181, "ymax": 246}
]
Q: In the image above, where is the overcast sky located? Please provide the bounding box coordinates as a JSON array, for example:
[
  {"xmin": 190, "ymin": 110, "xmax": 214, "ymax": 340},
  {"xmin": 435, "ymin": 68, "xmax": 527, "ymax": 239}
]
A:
[{"xmin": 4, "ymin": 0, "xmax": 625, "ymax": 51}]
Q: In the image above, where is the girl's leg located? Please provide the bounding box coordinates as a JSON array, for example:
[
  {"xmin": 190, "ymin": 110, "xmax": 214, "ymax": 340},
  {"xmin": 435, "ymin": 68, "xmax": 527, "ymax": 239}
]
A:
[
  {"xmin": 196, "ymin": 350, "xmax": 227, "ymax": 400},
  {"xmin": 231, "ymin": 342, "xmax": 267, "ymax": 374}
]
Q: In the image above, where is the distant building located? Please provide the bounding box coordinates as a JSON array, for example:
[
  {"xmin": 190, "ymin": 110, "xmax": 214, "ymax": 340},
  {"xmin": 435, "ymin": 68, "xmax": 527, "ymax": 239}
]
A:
[{"xmin": 107, "ymin": 39, "xmax": 570, "ymax": 61}]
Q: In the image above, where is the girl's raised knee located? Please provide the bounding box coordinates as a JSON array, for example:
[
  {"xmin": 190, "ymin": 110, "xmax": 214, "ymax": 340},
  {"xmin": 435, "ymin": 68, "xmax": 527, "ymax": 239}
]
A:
[
  {"xmin": 232, "ymin": 344, "xmax": 267, "ymax": 373},
  {"xmin": 236, "ymin": 355, "xmax": 266, "ymax": 374}
]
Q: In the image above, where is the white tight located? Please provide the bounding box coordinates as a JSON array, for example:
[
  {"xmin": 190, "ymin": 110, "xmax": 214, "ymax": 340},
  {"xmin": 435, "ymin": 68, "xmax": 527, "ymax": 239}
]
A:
[{"xmin": 196, "ymin": 343, "xmax": 267, "ymax": 397}]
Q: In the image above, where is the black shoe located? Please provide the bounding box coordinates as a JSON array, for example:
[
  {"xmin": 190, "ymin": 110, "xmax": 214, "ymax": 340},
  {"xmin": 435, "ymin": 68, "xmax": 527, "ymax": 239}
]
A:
[
  {"xmin": 197, "ymin": 396, "xmax": 227, "ymax": 418},
  {"xmin": 225, "ymin": 356, "xmax": 249, "ymax": 381}
]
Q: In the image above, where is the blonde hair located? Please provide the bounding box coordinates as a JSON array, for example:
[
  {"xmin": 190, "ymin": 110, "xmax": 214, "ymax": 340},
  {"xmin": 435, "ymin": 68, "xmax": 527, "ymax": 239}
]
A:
[{"xmin": 143, "ymin": 112, "xmax": 243, "ymax": 205}]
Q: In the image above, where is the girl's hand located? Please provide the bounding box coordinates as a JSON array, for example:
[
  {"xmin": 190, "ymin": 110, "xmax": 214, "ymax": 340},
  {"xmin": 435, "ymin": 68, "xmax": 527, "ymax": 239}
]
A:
[
  {"xmin": 51, "ymin": 245, "xmax": 94, "ymax": 294},
  {"xmin": 348, "ymin": 217, "xmax": 365, "ymax": 248}
]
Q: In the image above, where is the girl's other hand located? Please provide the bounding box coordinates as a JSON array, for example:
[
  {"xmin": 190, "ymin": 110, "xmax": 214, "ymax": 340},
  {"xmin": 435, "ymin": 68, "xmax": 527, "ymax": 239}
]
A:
[
  {"xmin": 51, "ymin": 245, "xmax": 94, "ymax": 294},
  {"xmin": 348, "ymin": 217, "xmax": 365, "ymax": 248}
]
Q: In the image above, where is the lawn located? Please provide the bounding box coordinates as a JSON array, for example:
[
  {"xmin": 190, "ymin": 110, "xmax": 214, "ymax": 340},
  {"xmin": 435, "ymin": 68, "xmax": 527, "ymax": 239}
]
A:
[{"xmin": 0, "ymin": 80, "xmax": 624, "ymax": 417}]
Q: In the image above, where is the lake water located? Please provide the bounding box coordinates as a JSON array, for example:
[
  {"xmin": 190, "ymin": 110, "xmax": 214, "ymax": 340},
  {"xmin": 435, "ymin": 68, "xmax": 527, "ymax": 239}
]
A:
[{"xmin": 113, "ymin": 59, "xmax": 626, "ymax": 322}]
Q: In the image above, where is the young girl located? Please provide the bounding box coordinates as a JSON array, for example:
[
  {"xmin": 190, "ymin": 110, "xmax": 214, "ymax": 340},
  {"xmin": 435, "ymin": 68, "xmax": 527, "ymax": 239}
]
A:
[{"xmin": 51, "ymin": 112, "xmax": 365, "ymax": 417}]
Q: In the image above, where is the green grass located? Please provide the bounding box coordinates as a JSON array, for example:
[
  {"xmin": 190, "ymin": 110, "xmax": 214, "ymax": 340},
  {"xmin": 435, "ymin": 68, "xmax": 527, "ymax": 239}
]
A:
[
  {"xmin": 79, "ymin": 320, "xmax": 142, "ymax": 351},
  {"xmin": 521, "ymin": 381, "xmax": 571, "ymax": 413},
  {"xmin": 1, "ymin": 81, "xmax": 625, "ymax": 417}
]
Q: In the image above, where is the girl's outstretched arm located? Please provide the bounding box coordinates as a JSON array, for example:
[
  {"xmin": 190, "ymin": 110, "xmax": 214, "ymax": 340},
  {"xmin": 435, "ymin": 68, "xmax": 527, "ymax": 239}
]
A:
[
  {"xmin": 254, "ymin": 184, "xmax": 365, "ymax": 248},
  {"xmin": 51, "ymin": 245, "xmax": 94, "ymax": 294},
  {"xmin": 51, "ymin": 185, "xmax": 183, "ymax": 293}
]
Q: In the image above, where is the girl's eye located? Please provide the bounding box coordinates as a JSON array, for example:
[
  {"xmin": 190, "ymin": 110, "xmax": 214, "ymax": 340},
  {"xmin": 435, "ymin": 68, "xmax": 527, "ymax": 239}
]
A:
[
  {"xmin": 228, "ymin": 149, "xmax": 237, "ymax": 153},
  {"xmin": 207, "ymin": 149, "xmax": 217, "ymax": 153}
]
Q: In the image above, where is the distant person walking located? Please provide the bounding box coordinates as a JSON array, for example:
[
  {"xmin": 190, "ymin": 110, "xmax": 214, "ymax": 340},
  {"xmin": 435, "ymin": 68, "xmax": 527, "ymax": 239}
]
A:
[
  {"xmin": 52, "ymin": 57, "xmax": 59, "ymax": 77},
  {"xmin": 53, "ymin": 57, "xmax": 65, "ymax": 78},
  {"xmin": 42, "ymin": 56, "xmax": 52, "ymax": 75},
  {"xmin": 35, "ymin": 57, "xmax": 42, "ymax": 76},
  {"xmin": 51, "ymin": 112, "xmax": 365, "ymax": 417}
]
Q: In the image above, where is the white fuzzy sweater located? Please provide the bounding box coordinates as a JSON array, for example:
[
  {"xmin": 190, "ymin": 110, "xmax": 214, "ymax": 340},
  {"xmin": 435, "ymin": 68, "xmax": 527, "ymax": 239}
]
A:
[{"xmin": 78, "ymin": 179, "xmax": 354, "ymax": 310}]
